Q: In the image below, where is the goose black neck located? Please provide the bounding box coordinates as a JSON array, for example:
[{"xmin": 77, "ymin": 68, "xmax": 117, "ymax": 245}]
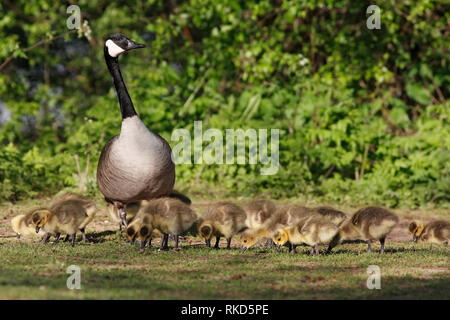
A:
[{"xmin": 104, "ymin": 47, "xmax": 137, "ymax": 119}]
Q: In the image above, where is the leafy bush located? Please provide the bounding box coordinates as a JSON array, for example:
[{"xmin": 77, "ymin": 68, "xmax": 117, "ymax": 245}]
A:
[{"xmin": 0, "ymin": 0, "xmax": 448, "ymax": 207}]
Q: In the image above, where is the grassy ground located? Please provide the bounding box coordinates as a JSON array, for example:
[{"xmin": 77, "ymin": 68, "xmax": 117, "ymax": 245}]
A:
[{"xmin": 0, "ymin": 198, "xmax": 449, "ymax": 299}]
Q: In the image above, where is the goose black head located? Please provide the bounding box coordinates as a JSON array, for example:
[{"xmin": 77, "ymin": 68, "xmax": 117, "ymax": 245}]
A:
[{"xmin": 105, "ymin": 33, "xmax": 146, "ymax": 58}]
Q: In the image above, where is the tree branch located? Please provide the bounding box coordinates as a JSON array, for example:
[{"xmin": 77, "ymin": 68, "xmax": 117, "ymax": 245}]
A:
[{"xmin": 0, "ymin": 30, "xmax": 76, "ymax": 72}]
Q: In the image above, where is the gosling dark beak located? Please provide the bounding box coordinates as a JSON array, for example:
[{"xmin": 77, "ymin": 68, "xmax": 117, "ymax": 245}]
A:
[
  {"xmin": 16, "ymin": 233, "xmax": 20, "ymax": 239},
  {"xmin": 140, "ymin": 240, "xmax": 146, "ymax": 249},
  {"xmin": 240, "ymin": 246, "xmax": 247, "ymax": 252},
  {"xmin": 130, "ymin": 235, "xmax": 136, "ymax": 245},
  {"xmin": 413, "ymin": 235, "xmax": 418, "ymax": 242},
  {"xmin": 205, "ymin": 239, "xmax": 211, "ymax": 248},
  {"xmin": 35, "ymin": 226, "xmax": 40, "ymax": 233}
]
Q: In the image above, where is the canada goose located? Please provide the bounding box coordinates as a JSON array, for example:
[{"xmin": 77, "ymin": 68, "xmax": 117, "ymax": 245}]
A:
[
  {"xmin": 11, "ymin": 213, "xmax": 46, "ymax": 240},
  {"xmin": 327, "ymin": 206, "xmax": 399, "ymax": 254},
  {"xmin": 127, "ymin": 197, "xmax": 197, "ymax": 251},
  {"xmin": 30, "ymin": 198, "xmax": 97, "ymax": 247},
  {"xmin": 409, "ymin": 220, "xmax": 450, "ymax": 246},
  {"xmin": 97, "ymin": 33, "xmax": 175, "ymax": 228},
  {"xmin": 198, "ymin": 202, "xmax": 247, "ymax": 249},
  {"xmin": 314, "ymin": 206, "xmax": 347, "ymax": 227},
  {"xmin": 272, "ymin": 215, "xmax": 339, "ymax": 255}
]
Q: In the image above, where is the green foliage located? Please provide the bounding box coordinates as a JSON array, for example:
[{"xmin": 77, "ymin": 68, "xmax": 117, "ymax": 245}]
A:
[{"xmin": 0, "ymin": 0, "xmax": 449, "ymax": 207}]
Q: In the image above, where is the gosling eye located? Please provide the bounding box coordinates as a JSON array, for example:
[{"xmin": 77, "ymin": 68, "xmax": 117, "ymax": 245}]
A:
[
  {"xmin": 278, "ymin": 238, "xmax": 281, "ymax": 241},
  {"xmin": 243, "ymin": 240, "xmax": 247, "ymax": 243}
]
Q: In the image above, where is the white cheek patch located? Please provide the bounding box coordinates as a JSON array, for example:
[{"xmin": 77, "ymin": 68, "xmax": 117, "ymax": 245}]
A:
[{"xmin": 106, "ymin": 39, "xmax": 126, "ymax": 57}]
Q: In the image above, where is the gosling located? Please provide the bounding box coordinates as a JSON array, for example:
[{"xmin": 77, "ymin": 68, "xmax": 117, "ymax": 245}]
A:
[
  {"xmin": 409, "ymin": 220, "xmax": 449, "ymax": 247},
  {"xmin": 31, "ymin": 198, "xmax": 97, "ymax": 246},
  {"xmin": 126, "ymin": 197, "xmax": 197, "ymax": 251},
  {"xmin": 272, "ymin": 215, "xmax": 339, "ymax": 255},
  {"xmin": 11, "ymin": 212, "xmax": 46, "ymax": 240},
  {"xmin": 198, "ymin": 202, "xmax": 247, "ymax": 249},
  {"xmin": 106, "ymin": 200, "xmax": 147, "ymax": 230},
  {"xmin": 240, "ymin": 205, "xmax": 316, "ymax": 250},
  {"xmin": 327, "ymin": 206, "xmax": 399, "ymax": 254},
  {"xmin": 314, "ymin": 206, "xmax": 347, "ymax": 227}
]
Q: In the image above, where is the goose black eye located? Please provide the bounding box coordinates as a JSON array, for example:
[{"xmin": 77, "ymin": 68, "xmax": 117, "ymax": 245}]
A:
[
  {"xmin": 278, "ymin": 238, "xmax": 281, "ymax": 241},
  {"xmin": 243, "ymin": 240, "xmax": 247, "ymax": 243}
]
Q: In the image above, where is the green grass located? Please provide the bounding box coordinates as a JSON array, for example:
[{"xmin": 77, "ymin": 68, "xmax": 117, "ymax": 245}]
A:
[
  {"xmin": 0, "ymin": 238, "xmax": 449, "ymax": 299},
  {"xmin": 0, "ymin": 199, "xmax": 449, "ymax": 299}
]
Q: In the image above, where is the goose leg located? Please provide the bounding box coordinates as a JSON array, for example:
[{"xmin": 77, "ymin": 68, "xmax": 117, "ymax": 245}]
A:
[
  {"xmin": 71, "ymin": 233, "xmax": 76, "ymax": 247},
  {"xmin": 367, "ymin": 240, "xmax": 372, "ymax": 253},
  {"xmin": 379, "ymin": 237, "xmax": 385, "ymax": 254},
  {"xmin": 214, "ymin": 236, "xmax": 220, "ymax": 249},
  {"xmin": 206, "ymin": 239, "xmax": 211, "ymax": 247},
  {"xmin": 174, "ymin": 235, "xmax": 180, "ymax": 251},
  {"xmin": 63, "ymin": 234, "xmax": 70, "ymax": 242},
  {"xmin": 53, "ymin": 233, "xmax": 61, "ymax": 245},
  {"xmin": 226, "ymin": 238, "xmax": 232, "ymax": 249},
  {"xmin": 118, "ymin": 208, "xmax": 127, "ymax": 228},
  {"xmin": 148, "ymin": 238, "xmax": 152, "ymax": 248}
]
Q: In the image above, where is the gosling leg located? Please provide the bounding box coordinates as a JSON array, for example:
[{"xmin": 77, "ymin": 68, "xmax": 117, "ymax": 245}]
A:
[
  {"xmin": 226, "ymin": 238, "xmax": 232, "ymax": 249},
  {"xmin": 71, "ymin": 233, "xmax": 76, "ymax": 247},
  {"xmin": 41, "ymin": 232, "xmax": 50, "ymax": 244},
  {"xmin": 53, "ymin": 233, "xmax": 61, "ymax": 245},
  {"xmin": 367, "ymin": 240, "xmax": 372, "ymax": 253},
  {"xmin": 314, "ymin": 244, "xmax": 320, "ymax": 256},
  {"xmin": 214, "ymin": 236, "xmax": 220, "ymax": 249},
  {"xmin": 80, "ymin": 228, "xmax": 89, "ymax": 242},
  {"xmin": 174, "ymin": 235, "xmax": 180, "ymax": 250},
  {"xmin": 63, "ymin": 234, "xmax": 70, "ymax": 242},
  {"xmin": 379, "ymin": 237, "xmax": 385, "ymax": 254}
]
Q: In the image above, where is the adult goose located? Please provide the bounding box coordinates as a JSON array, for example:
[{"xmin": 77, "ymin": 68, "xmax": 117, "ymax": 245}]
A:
[{"xmin": 97, "ymin": 33, "xmax": 175, "ymax": 227}]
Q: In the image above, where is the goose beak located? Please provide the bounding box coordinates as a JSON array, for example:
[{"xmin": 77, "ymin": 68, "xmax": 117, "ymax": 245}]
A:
[
  {"xmin": 413, "ymin": 235, "xmax": 418, "ymax": 242},
  {"xmin": 127, "ymin": 41, "xmax": 146, "ymax": 51},
  {"xmin": 35, "ymin": 226, "xmax": 40, "ymax": 233},
  {"xmin": 240, "ymin": 246, "xmax": 247, "ymax": 252}
]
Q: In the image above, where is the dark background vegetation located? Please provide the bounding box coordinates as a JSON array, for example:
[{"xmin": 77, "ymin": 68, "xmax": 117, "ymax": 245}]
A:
[{"xmin": 0, "ymin": 0, "xmax": 448, "ymax": 208}]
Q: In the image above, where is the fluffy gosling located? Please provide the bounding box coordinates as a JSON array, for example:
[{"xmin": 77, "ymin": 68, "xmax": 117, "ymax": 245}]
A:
[
  {"xmin": 198, "ymin": 202, "xmax": 247, "ymax": 249},
  {"xmin": 272, "ymin": 215, "xmax": 339, "ymax": 255},
  {"xmin": 314, "ymin": 206, "xmax": 347, "ymax": 227},
  {"xmin": 106, "ymin": 200, "xmax": 147, "ymax": 230},
  {"xmin": 327, "ymin": 206, "xmax": 399, "ymax": 254},
  {"xmin": 31, "ymin": 198, "xmax": 97, "ymax": 246},
  {"xmin": 126, "ymin": 197, "xmax": 197, "ymax": 251},
  {"xmin": 240, "ymin": 205, "xmax": 315, "ymax": 250},
  {"xmin": 11, "ymin": 212, "xmax": 46, "ymax": 240},
  {"xmin": 409, "ymin": 220, "xmax": 449, "ymax": 247}
]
